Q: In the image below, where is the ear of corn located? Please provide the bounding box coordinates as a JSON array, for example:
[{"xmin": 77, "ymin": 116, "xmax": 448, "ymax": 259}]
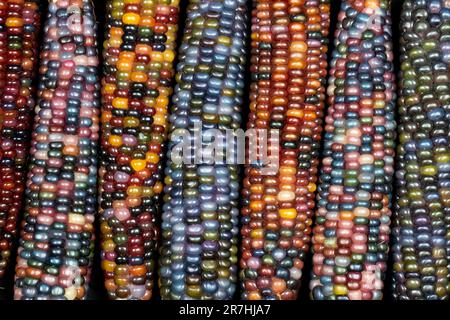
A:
[
  {"xmin": 14, "ymin": 0, "xmax": 100, "ymax": 300},
  {"xmin": 159, "ymin": 0, "xmax": 248, "ymax": 300},
  {"xmin": 0, "ymin": 0, "xmax": 41, "ymax": 278},
  {"xmin": 310, "ymin": 0, "xmax": 396, "ymax": 300},
  {"xmin": 99, "ymin": 0, "xmax": 179, "ymax": 300},
  {"xmin": 392, "ymin": 0, "xmax": 450, "ymax": 300},
  {"xmin": 240, "ymin": 0, "xmax": 330, "ymax": 300}
]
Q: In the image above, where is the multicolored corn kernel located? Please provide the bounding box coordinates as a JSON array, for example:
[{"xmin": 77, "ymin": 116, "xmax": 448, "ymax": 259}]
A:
[
  {"xmin": 240, "ymin": 0, "xmax": 330, "ymax": 300},
  {"xmin": 392, "ymin": 0, "xmax": 450, "ymax": 300},
  {"xmin": 310, "ymin": 0, "xmax": 396, "ymax": 300},
  {"xmin": 99, "ymin": 0, "xmax": 179, "ymax": 300},
  {"xmin": 0, "ymin": 0, "xmax": 40, "ymax": 278},
  {"xmin": 159, "ymin": 0, "xmax": 248, "ymax": 300},
  {"xmin": 14, "ymin": 0, "xmax": 100, "ymax": 300}
]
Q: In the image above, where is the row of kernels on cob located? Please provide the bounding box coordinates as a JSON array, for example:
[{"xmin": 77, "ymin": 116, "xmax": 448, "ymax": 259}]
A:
[
  {"xmin": 0, "ymin": 0, "xmax": 40, "ymax": 278},
  {"xmin": 159, "ymin": 0, "xmax": 247, "ymax": 300},
  {"xmin": 310, "ymin": 0, "xmax": 396, "ymax": 300},
  {"xmin": 392, "ymin": 0, "xmax": 450, "ymax": 300},
  {"xmin": 99, "ymin": 0, "xmax": 179, "ymax": 300},
  {"xmin": 14, "ymin": 0, "xmax": 100, "ymax": 300},
  {"xmin": 240, "ymin": 0, "xmax": 330, "ymax": 300}
]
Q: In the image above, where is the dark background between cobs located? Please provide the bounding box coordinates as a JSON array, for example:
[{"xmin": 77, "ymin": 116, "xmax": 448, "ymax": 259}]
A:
[{"xmin": 0, "ymin": 0, "xmax": 404, "ymax": 300}]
